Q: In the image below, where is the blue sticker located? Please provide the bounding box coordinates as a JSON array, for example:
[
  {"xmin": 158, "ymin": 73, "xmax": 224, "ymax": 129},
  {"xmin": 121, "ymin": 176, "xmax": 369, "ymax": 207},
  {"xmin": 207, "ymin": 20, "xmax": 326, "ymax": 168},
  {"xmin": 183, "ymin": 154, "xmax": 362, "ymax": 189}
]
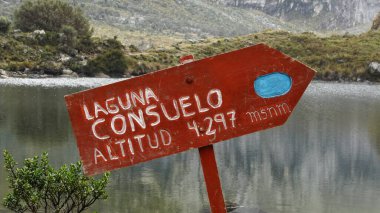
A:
[{"xmin": 254, "ymin": 72, "xmax": 292, "ymax": 98}]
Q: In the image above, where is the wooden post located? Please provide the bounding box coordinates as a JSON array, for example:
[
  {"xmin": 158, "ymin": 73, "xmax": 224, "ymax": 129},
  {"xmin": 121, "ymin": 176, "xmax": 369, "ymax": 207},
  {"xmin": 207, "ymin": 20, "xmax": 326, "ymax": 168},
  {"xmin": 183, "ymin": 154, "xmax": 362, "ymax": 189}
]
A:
[
  {"xmin": 180, "ymin": 55, "xmax": 226, "ymax": 213},
  {"xmin": 199, "ymin": 145, "xmax": 227, "ymax": 213}
]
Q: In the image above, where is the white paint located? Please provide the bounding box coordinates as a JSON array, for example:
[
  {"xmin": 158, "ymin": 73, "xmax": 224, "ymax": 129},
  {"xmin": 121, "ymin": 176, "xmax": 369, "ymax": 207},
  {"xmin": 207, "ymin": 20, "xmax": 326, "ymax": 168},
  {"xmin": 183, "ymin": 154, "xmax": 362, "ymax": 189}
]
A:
[
  {"xmin": 247, "ymin": 111, "xmax": 261, "ymax": 123},
  {"xmin": 227, "ymin": 110, "xmax": 236, "ymax": 128},
  {"xmin": 187, "ymin": 120, "xmax": 200, "ymax": 137},
  {"xmin": 214, "ymin": 113, "xmax": 227, "ymax": 130},
  {"xmin": 160, "ymin": 100, "xmax": 180, "ymax": 121},
  {"xmin": 127, "ymin": 138, "xmax": 135, "ymax": 155},
  {"xmin": 94, "ymin": 102, "xmax": 109, "ymax": 118},
  {"xmin": 107, "ymin": 145, "xmax": 119, "ymax": 160},
  {"xmin": 145, "ymin": 105, "xmax": 161, "ymax": 126},
  {"xmin": 117, "ymin": 94, "xmax": 132, "ymax": 110},
  {"xmin": 94, "ymin": 148, "xmax": 107, "ymax": 164},
  {"xmin": 147, "ymin": 133, "xmax": 159, "ymax": 149},
  {"xmin": 145, "ymin": 87, "xmax": 159, "ymax": 104},
  {"xmin": 204, "ymin": 117, "xmax": 216, "ymax": 136},
  {"xmin": 111, "ymin": 115, "xmax": 127, "ymax": 135},
  {"xmin": 246, "ymin": 103, "xmax": 290, "ymax": 123},
  {"xmin": 194, "ymin": 94, "xmax": 209, "ymax": 113},
  {"xmin": 134, "ymin": 134, "xmax": 145, "ymax": 152},
  {"xmin": 115, "ymin": 139, "xmax": 126, "ymax": 157},
  {"xmin": 131, "ymin": 90, "xmax": 146, "ymax": 106},
  {"xmin": 260, "ymin": 109, "xmax": 268, "ymax": 120},
  {"xmin": 268, "ymin": 106, "xmax": 278, "ymax": 118},
  {"xmin": 83, "ymin": 104, "xmax": 94, "ymax": 120},
  {"xmin": 276, "ymin": 104, "xmax": 283, "ymax": 115},
  {"xmin": 207, "ymin": 89, "xmax": 223, "ymax": 109},
  {"xmin": 179, "ymin": 96, "xmax": 196, "ymax": 117},
  {"xmin": 128, "ymin": 109, "xmax": 146, "ymax": 132},
  {"xmin": 92, "ymin": 119, "xmax": 110, "ymax": 140},
  {"xmin": 106, "ymin": 97, "xmax": 120, "ymax": 114},
  {"xmin": 160, "ymin": 129, "xmax": 172, "ymax": 146}
]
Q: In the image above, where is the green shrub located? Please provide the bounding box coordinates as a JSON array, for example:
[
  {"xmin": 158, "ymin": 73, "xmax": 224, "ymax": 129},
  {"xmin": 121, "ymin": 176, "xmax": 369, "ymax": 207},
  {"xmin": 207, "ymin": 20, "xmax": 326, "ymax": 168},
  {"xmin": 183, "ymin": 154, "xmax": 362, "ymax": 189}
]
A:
[
  {"xmin": 76, "ymin": 35, "xmax": 96, "ymax": 53},
  {"xmin": 102, "ymin": 38, "xmax": 124, "ymax": 50},
  {"xmin": 63, "ymin": 58, "xmax": 85, "ymax": 73},
  {"xmin": 37, "ymin": 61, "xmax": 62, "ymax": 75},
  {"xmin": 14, "ymin": 0, "xmax": 91, "ymax": 38},
  {"xmin": 129, "ymin": 44, "xmax": 140, "ymax": 52},
  {"xmin": 3, "ymin": 150, "xmax": 110, "ymax": 213},
  {"xmin": 6, "ymin": 61, "xmax": 33, "ymax": 72},
  {"xmin": 60, "ymin": 25, "xmax": 78, "ymax": 48},
  {"xmin": 0, "ymin": 16, "xmax": 11, "ymax": 33},
  {"xmin": 85, "ymin": 49, "xmax": 128, "ymax": 77}
]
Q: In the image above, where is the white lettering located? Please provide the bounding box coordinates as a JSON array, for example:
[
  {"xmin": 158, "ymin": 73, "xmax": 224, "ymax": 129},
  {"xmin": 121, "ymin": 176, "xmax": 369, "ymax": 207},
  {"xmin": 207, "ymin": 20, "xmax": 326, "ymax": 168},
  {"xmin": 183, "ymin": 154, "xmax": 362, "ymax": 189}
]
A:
[
  {"xmin": 94, "ymin": 148, "xmax": 107, "ymax": 164},
  {"xmin": 134, "ymin": 134, "xmax": 145, "ymax": 152},
  {"xmin": 106, "ymin": 97, "xmax": 119, "ymax": 114},
  {"xmin": 92, "ymin": 119, "xmax": 110, "ymax": 140},
  {"xmin": 107, "ymin": 145, "xmax": 119, "ymax": 160},
  {"xmin": 160, "ymin": 129, "xmax": 172, "ymax": 146},
  {"xmin": 111, "ymin": 115, "xmax": 127, "ymax": 135},
  {"xmin": 161, "ymin": 100, "xmax": 180, "ymax": 121},
  {"xmin": 179, "ymin": 96, "xmax": 196, "ymax": 117},
  {"xmin": 115, "ymin": 139, "xmax": 126, "ymax": 157},
  {"xmin": 83, "ymin": 104, "xmax": 94, "ymax": 120},
  {"xmin": 145, "ymin": 88, "xmax": 159, "ymax": 104},
  {"xmin": 145, "ymin": 105, "xmax": 161, "ymax": 126},
  {"xmin": 118, "ymin": 94, "xmax": 132, "ymax": 110},
  {"xmin": 207, "ymin": 89, "xmax": 222, "ymax": 109},
  {"xmin": 128, "ymin": 109, "xmax": 146, "ymax": 132},
  {"xmin": 94, "ymin": 102, "xmax": 108, "ymax": 118},
  {"xmin": 194, "ymin": 94, "xmax": 209, "ymax": 113},
  {"xmin": 131, "ymin": 90, "xmax": 145, "ymax": 106}
]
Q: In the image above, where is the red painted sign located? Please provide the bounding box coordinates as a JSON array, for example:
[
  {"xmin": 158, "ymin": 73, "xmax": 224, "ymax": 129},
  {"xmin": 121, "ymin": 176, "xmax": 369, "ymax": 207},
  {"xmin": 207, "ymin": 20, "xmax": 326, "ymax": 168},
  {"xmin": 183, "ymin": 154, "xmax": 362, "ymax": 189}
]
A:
[{"xmin": 65, "ymin": 44, "xmax": 315, "ymax": 176}]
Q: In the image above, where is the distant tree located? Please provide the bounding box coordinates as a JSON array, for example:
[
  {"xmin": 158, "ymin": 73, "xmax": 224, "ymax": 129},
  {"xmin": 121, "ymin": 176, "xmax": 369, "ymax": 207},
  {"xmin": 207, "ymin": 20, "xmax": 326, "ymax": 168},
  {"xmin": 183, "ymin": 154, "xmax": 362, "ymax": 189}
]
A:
[
  {"xmin": 14, "ymin": 0, "xmax": 92, "ymax": 37},
  {"xmin": 2, "ymin": 150, "xmax": 110, "ymax": 213},
  {"xmin": 372, "ymin": 12, "xmax": 380, "ymax": 30},
  {"xmin": 0, "ymin": 16, "xmax": 11, "ymax": 33}
]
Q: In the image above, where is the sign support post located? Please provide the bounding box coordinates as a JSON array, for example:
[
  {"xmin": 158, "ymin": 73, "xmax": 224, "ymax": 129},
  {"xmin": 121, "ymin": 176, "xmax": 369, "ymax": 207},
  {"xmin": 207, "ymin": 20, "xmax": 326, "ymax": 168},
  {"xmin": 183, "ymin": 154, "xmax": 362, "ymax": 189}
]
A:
[
  {"xmin": 181, "ymin": 55, "xmax": 227, "ymax": 213},
  {"xmin": 199, "ymin": 145, "xmax": 227, "ymax": 213}
]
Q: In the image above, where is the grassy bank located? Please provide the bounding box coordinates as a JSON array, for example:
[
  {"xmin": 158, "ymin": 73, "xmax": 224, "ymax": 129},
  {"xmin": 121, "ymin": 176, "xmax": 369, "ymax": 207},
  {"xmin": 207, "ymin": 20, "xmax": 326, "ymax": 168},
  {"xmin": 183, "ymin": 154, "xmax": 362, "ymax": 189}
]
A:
[
  {"xmin": 0, "ymin": 31, "xmax": 143, "ymax": 77},
  {"xmin": 129, "ymin": 30, "xmax": 380, "ymax": 82}
]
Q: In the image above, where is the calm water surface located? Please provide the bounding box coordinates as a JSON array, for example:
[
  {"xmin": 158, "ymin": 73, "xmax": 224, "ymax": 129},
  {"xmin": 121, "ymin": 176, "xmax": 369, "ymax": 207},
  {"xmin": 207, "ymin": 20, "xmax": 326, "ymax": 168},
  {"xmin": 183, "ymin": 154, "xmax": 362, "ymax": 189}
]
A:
[{"xmin": 0, "ymin": 79, "xmax": 380, "ymax": 213}]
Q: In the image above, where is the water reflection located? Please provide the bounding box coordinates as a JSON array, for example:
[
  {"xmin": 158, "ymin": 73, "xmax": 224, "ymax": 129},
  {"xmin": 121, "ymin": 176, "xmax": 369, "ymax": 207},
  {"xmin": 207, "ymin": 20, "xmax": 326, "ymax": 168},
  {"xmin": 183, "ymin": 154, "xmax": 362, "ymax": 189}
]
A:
[{"xmin": 0, "ymin": 82, "xmax": 380, "ymax": 213}]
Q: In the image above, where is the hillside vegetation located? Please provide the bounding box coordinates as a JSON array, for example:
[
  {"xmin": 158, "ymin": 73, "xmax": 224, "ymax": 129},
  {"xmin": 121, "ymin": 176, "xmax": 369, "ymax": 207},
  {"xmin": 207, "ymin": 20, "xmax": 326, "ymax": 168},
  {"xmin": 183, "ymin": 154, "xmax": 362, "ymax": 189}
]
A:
[
  {"xmin": 127, "ymin": 30, "xmax": 380, "ymax": 82},
  {"xmin": 2, "ymin": 29, "xmax": 379, "ymax": 81},
  {"xmin": 1, "ymin": 0, "xmax": 379, "ymax": 81}
]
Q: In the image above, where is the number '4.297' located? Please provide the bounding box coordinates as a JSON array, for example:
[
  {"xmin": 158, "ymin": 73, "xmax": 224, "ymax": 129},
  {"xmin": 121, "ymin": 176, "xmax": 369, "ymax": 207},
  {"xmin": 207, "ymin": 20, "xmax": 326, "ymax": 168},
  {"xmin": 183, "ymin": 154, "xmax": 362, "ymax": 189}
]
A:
[{"xmin": 187, "ymin": 111, "xmax": 236, "ymax": 138}]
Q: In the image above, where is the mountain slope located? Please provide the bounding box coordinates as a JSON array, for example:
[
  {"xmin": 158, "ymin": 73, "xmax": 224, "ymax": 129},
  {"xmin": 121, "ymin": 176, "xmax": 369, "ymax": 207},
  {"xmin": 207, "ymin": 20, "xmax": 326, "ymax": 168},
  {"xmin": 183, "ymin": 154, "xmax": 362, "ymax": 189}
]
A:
[
  {"xmin": 0, "ymin": 0, "xmax": 299, "ymax": 39},
  {"xmin": 79, "ymin": 0, "xmax": 299, "ymax": 37},
  {"xmin": 215, "ymin": 0, "xmax": 380, "ymax": 31}
]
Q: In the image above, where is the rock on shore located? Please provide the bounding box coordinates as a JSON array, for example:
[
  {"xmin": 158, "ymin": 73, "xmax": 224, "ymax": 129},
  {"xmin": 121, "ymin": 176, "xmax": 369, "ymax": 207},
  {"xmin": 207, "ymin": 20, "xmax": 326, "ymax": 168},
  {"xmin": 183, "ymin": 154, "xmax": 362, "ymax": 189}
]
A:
[{"xmin": 368, "ymin": 62, "xmax": 380, "ymax": 76}]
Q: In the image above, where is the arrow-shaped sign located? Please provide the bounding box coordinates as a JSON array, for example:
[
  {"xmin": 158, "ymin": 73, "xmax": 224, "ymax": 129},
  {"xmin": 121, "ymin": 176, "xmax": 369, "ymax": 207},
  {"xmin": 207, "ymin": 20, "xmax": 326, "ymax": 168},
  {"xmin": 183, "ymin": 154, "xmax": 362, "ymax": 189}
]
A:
[{"xmin": 65, "ymin": 43, "xmax": 315, "ymax": 176}]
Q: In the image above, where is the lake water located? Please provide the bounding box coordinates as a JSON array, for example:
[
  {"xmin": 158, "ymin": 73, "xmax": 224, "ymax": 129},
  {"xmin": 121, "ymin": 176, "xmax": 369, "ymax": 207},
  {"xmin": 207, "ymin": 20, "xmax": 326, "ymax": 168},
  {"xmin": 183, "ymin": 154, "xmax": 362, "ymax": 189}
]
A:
[{"xmin": 1, "ymin": 79, "xmax": 380, "ymax": 213}]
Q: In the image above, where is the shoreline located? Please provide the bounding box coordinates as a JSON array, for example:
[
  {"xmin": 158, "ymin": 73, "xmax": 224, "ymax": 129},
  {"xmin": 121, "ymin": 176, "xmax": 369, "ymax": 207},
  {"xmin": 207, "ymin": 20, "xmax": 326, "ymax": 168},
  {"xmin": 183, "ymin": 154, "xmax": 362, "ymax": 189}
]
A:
[
  {"xmin": 0, "ymin": 77, "xmax": 379, "ymax": 89},
  {"xmin": 1, "ymin": 68, "xmax": 379, "ymax": 85}
]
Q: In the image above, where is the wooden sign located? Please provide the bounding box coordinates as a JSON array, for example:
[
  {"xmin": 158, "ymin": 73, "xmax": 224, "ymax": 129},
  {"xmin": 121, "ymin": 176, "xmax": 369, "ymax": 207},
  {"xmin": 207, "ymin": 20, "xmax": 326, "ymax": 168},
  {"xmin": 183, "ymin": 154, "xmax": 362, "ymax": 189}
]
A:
[{"xmin": 65, "ymin": 44, "xmax": 315, "ymax": 176}]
